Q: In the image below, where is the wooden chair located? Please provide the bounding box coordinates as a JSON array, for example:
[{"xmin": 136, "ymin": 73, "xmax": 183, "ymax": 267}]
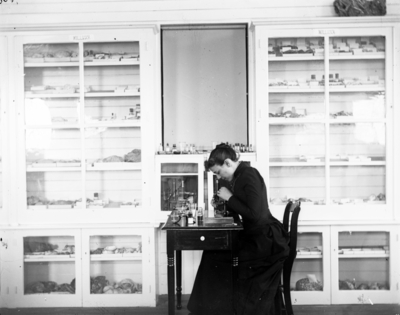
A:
[{"xmin": 278, "ymin": 200, "xmax": 301, "ymax": 315}]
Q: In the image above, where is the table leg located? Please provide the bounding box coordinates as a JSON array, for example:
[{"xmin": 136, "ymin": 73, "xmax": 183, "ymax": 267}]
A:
[
  {"xmin": 167, "ymin": 249, "xmax": 175, "ymax": 315},
  {"xmin": 231, "ymin": 231, "xmax": 239, "ymax": 312},
  {"xmin": 167, "ymin": 231, "xmax": 175, "ymax": 315},
  {"xmin": 176, "ymin": 250, "xmax": 182, "ymax": 310}
]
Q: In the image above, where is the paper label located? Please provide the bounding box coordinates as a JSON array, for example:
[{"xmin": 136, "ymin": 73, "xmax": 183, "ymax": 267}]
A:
[
  {"xmin": 314, "ymin": 29, "xmax": 340, "ymax": 36},
  {"xmin": 69, "ymin": 34, "xmax": 94, "ymax": 42}
]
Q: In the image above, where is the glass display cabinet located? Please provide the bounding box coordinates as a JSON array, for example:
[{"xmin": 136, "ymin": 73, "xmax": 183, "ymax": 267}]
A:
[
  {"xmin": 14, "ymin": 229, "xmax": 82, "ymax": 307},
  {"xmin": 82, "ymin": 228, "xmax": 156, "ymax": 307},
  {"xmin": 331, "ymin": 226, "xmax": 398, "ymax": 304},
  {"xmin": 255, "ymin": 26, "xmax": 393, "ymax": 221},
  {"xmin": 290, "ymin": 226, "xmax": 330, "ymax": 305},
  {"xmin": 14, "ymin": 29, "xmax": 155, "ymax": 224},
  {"xmin": 156, "ymin": 155, "xmax": 206, "ymax": 220}
]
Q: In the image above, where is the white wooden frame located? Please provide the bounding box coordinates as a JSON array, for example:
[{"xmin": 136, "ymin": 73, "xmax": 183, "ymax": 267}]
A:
[
  {"xmin": 0, "ymin": 35, "xmax": 9, "ymax": 225},
  {"xmin": 81, "ymin": 227, "xmax": 156, "ymax": 307},
  {"xmin": 9, "ymin": 228, "xmax": 82, "ymax": 308},
  {"xmin": 291, "ymin": 225, "xmax": 331, "ymax": 305},
  {"xmin": 155, "ymin": 154, "xmax": 206, "ymax": 222},
  {"xmin": 12, "ymin": 28, "xmax": 157, "ymax": 224},
  {"xmin": 330, "ymin": 225, "xmax": 399, "ymax": 304},
  {"xmin": 254, "ymin": 24, "xmax": 395, "ymax": 222}
]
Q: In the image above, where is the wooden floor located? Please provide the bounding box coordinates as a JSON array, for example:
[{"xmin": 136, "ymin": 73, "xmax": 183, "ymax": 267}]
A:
[
  {"xmin": 1, "ymin": 304, "xmax": 400, "ymax": 315},
  {"xmin": 1, "ymin": 296, "xmax": 400, "ymax": 315}
]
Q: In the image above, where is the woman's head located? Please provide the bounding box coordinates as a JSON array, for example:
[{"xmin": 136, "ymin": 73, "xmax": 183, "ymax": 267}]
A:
[{"xmin": 205, "ymin": 143, "xmax": 240, "ymax": 181}]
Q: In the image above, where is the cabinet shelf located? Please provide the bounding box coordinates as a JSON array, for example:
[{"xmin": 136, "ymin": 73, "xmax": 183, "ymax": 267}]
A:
[
  {"xmin": 25, "ymin": 120, "xmax": 141, "ymax": 129},
  {"xmin": 24, "ymin": 60, "xmax": 140, "ymax": 68},
  {"xmin": 269, "ymin": 87, "xmax": 324, "ymax": 93},
  {"xmin": 87, "ymin": 162, "xmax": 141, "ymax": 171},
  {"xmin": 24, "ymin": 255, "xmax": 75, "ymax": 262},
  {"xmin": 268, "ymin": 54, "xmax": 384, "ymax": 62},
  {"xmin": 25, "ymin": 93, "xmax": 79, "ymax": 98},
  {"xmin": 85, "ymin": 91, "xmax": 140, "ymax": 97},
  {"xmin": 330, "ymin": 161, "xmax": 386, "ymax": 166},
  {"xmin": 339, "ymin": 254, "xmax": 389, "ymax": 259},
  {"xmin": 24, "ymin": 91, "xmax": 140, "ymax": 98},
  {"xmin": 269, "ymin": 162, "xmax": 325, "ymax": 167},
  {"xmin": 268, "ymin": 86, "xmax": 384, "ymax": 93},
  {"xmin": 296, "ymin": 253, "xmax": 323, "ymax": 259},
  {"xmin": 26, "ymin": 162, "xmax": 142, "ymax": 172},
  {"xmin": 90, "ymin": 253, "xmax": 142, "ymax": 261}
]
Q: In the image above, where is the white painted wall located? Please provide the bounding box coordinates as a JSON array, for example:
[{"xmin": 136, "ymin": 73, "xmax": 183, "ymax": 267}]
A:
[{"xmin": 0, "ymin": 0, "xmax": 399, "ymax": 30}]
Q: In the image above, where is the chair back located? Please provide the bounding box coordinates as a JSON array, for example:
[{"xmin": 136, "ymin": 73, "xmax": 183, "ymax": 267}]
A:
[{"xmin": 280, "ymin": 200, "xmax": 301, "ymax": 315}]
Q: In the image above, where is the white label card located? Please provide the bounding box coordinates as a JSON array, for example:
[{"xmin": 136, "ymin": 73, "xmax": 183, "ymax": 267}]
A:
[
  {"xmin": 314, "ymin": 29, "xmax": 340, "ymax": 36},
  {"xmin": 69, "ymin": 34, "xmax": 94, "ymax": 42}
]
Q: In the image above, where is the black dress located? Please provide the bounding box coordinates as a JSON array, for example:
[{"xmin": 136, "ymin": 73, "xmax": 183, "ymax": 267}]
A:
[{"xmin": 187, "ymin": 162, "xmax": 290, "ymax": 315}]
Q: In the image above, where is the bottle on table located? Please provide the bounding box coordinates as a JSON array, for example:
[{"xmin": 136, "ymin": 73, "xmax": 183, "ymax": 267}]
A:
[{"xmin": 197, "ymin": 207, "xmax": 204, "ymax": 226}]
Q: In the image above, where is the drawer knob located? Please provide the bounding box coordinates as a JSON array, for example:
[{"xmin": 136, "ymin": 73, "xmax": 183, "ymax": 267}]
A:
[{"xmin": 200, "ymin": 236, "xmax": 205, "ymax": 241}]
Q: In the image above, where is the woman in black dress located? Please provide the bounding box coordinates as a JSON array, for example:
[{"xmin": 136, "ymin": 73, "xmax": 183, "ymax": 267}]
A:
[{"xmin": 187, "ymin": 144, "xmax": 290, "ymax": 315}]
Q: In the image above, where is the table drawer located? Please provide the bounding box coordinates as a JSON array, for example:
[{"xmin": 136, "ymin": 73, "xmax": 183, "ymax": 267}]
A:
[{"xmin": 174, "ymin": 230, "xmax": 230, "ymax": 250}]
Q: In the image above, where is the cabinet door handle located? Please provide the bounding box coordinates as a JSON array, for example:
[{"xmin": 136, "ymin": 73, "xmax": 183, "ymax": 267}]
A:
[{"xmin": 200, "ymin": 236, "xmax": 205, "ymax": 241}]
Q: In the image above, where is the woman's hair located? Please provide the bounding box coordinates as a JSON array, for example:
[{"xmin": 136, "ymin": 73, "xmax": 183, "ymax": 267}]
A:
[{"xmin": 205, "ymin": 143, "xmax": 239, "ymax": 170}]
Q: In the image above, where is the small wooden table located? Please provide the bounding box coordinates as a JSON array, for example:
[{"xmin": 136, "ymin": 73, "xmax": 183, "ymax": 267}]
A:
[{"xmin": 162, "ymin": 216, "xmax": 243, "ymax": 315}]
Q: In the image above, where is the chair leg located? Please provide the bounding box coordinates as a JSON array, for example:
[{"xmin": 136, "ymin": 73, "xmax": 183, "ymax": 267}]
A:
[
  {"xmin": 282, "ymin": 269, "xmax": 294, "ymax": 315},
  {"xmin": 276, "ymin": 279, "xmax": 287, "ymax": 315}
]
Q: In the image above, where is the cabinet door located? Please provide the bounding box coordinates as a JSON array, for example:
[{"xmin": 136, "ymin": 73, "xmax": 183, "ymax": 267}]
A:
[
  {"xmin": 290, "ymin": 226, "xmax": 330, "ymax": 305},
  {"xmin": 81, "ymin": 227, "xmax": 156, "ymax": 307},
  {"xmin": 15, "ymin": 29, "xmax": 156, "ymax": 224},
  {"xmin": 12, "ymin": 229, "xmax": 82, "ymax": 307},
  {"xmin": 331, "ymin": 225, "xmax": 398, "ymax": 304},
  {"xmin": 255, "ymin": 26, "xmax": 393, "ymax": 221},
  {"xmin": 0, "ymin": 35, "xmax": 7, "ymax": 223},
  {"xmin": 155, "ymin": 155, "xmax": 206, "ymax": 221}
]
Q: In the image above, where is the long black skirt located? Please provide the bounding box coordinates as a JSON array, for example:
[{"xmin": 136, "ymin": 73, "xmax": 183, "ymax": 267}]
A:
[{"xmin": 187, "ymin": 221, "xmax": 289, "ymax": 315}]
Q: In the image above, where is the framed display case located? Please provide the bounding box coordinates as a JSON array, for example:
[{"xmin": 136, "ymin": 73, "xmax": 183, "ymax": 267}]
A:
[
  {"xmin": 290, "ymin": 226, "xmax": 331, "ymax": 305},
  {"xmin": 254, "ymin": 25, "xmax": 394, "ymax": 221},
  {"xmin": 331, "ymin": 225, "xmax": 399, "ymax": 304},
  {"xmin": 13, "ymin": 29, "xmax": 156, "ymax": 224},
  {"xmin": 9, "ymin": 229, "xmax": 82, "ymax": 308},
  {"xmin": 155, "ymin": 154, "xmax": 206, "ymax": 221},
  {"xmin": 81, "ymin": 227, "xmax": 156, "ymax": 307}
]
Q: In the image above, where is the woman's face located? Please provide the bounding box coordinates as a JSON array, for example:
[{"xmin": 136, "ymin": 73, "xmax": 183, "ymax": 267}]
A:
[{"xmin": 209, "ymin": 160, "xmax": 235, "ymax": 182}]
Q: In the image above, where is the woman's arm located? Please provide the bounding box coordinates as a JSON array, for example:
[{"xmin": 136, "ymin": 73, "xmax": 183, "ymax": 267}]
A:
[{"xmin": 226, "ymin": 169, "xmax": 265, "ymax": 221}]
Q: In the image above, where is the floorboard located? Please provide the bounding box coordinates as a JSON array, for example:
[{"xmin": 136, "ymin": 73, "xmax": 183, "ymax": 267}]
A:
[{"xmin": 1, "ymin": 295, "xmax": 399, "ymax": 315}]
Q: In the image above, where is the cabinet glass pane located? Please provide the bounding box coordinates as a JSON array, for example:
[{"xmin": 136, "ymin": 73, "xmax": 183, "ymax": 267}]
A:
[
  {"xmin": 329, "ymin": 92, "xmax": 385, "ymax": 119},
  {"xmin": 24, "ymin": 44, "xmax": 80, "ymax": 125},
  {"xmin": 84, "ymin": 170, "xmax": 141, "ymax": 208},
  {"xmin": 89, "ymin": 235, "xmax": 142, "ymax": 294},
  {"xmin": 330, "ymin": 166, "xmax": 385, "ymax": 204},
  {"xmin": 330, "ymin": 122, "xmax": 385, "ymax": 159},
  {"xmin": 269, "ymin": 124, "xmax": 325, "ymax": 162},
  {"xmin": 26, "ymin": 128, "xmax": 82, "ymax": 209},
  {"xmin": 292, "ymin": 232, "xmax": 323, "ymax": 291},
  {"xmin": 83, "ymin": 41, "xmax": 140, "ymax": 123},
  {"xmin": 329, "ymin": 122, "xmax": 385, "ymax": 204},
  {"xmin": 269, "ymin": 37, "xmax": 325, "ymax": 119},
  {"xmin": 338, "ymin": 231, "xmax": 389, "ymax": 290},
  {"xmin": 269, "ymin": 166, "xmax": 325, "ymax": 205},
  {"xmin": 329, "ymin": 36, "xmax": 385, "ymax": 119},
  {"xmin": 84, "ymin": 126, "xmax": 141, "ymax": 209},
  {"xmin": 161, "ymin": 163, "xmax": 198, "ymax": 210},
  {"xmin": 24, "ymin": 236, "xmax": 76, "ymax": 294}
]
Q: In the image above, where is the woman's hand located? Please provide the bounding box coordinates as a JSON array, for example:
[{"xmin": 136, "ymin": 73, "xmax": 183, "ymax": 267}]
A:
[{"xmin": 217, "ymin": 187, "xmax": 233, "ymax": 201}]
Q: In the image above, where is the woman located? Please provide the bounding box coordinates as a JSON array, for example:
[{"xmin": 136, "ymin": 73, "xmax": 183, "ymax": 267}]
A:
[{"xmin": 187, "ymin": 144, "xmax": 290, "ymax": 315}]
